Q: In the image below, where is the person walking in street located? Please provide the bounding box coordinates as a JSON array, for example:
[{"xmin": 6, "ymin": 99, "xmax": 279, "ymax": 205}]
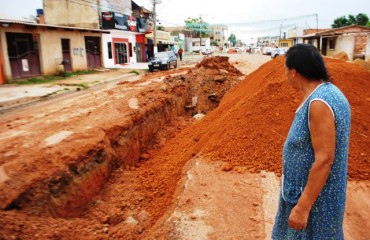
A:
[
  {"xmin": 178, "ymin": 47, "xmax": 183, "ymax": 61},
  {"xmin": 272, "ymin": 44, "xmax": 351, "ymax": 239}
]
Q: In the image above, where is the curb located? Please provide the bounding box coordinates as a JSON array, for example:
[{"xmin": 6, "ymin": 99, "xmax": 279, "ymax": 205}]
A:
[{"xmin": 0, "ymin": 73, "xmax": 138, "ymax": 114}]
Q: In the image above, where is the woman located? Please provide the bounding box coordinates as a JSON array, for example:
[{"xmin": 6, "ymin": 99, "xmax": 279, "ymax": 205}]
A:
[{"xmin": 272, "ymin": 44, "xmax": 351, "ymax": 239}]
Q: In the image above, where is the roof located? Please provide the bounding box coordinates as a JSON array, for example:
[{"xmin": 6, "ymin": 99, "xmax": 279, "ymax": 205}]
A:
[
  {"xmin": 0, "ymin": 18, "xmax": 110, "ymax": 33},
  {"xmin": 314, "ymin": 25, "xmax": 370, "ymax": 36}
]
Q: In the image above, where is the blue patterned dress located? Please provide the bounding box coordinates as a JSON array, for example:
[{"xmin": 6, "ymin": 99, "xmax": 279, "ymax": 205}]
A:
[{"xmin": 272, "ymin": 82, "xmax": 351, "ymax": 240}]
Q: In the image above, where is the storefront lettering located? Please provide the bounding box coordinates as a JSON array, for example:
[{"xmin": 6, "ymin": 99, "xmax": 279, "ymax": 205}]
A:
[{"xmin": 115, "ymin": 23, "xmax": 128, "ymax": 30}]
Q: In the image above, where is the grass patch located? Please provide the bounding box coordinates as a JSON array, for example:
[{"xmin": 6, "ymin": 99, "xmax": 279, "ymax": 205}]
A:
[
  {"xmin": 13, "ymin": 70, "xmax": 97, "ymax": 85},
  {"xmin": 14, "ymin": 76, "xmax": 63, "ymax": 85},
  {"xmin": 129, "ymin": 70, "xmax": 140, "ymax": 75},
  {"xmin": 64, "ymin": 70, "xmax": 97, "ymax": 77}
]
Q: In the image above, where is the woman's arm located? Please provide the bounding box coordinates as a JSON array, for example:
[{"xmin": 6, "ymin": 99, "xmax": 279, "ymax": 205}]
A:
[{"xmin": 288, "ymin": 100, "xmax": 336, "ymax": 230}]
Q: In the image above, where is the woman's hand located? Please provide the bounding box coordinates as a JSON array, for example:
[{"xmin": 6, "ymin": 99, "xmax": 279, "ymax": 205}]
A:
[{"xmin": 288, "ymin": 204, "xmax": 310, "ymax": 230}]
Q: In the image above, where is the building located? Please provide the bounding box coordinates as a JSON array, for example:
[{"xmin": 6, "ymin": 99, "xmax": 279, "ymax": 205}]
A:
[
  {"xmin": 209, "ymin": 24, "xmax": 228, "ymax": 50},
  {"xmin": 302, "ymin": 25, "xmax": 370, "ymax": 61},
  {"xmin": 0, "ymin": 18, "xmax": 108, "ymax": 82},
  {"xmin": 43, "ymin": 0, "xmax": 151, "ymax": 67}
]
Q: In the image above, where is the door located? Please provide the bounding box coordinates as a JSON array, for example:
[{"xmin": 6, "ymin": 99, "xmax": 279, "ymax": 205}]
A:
[
  {"xmin": 85, "ymin": 37, "xmax": 101, "ymax": 68},
  {"xmin": 61, "ymin": 39, "xmax": 72, "ymax": 72},
  {"xmin": 114, "ymin": 43, "xmax": 128, "ymax": 64},
  {"xmin": 136, "ymin": 43, "xmax": 143, "ymax": 62},
  {"xmin": 321, "ymin": 38, "xmax": 328, "ymax": 56},
  {"xmin": 6, "ymin": 33, "xmax": 41, "ymax": 79},
  {"xmin": 0, "ymin": 46, "xmax": 4, "ymax": 84}
]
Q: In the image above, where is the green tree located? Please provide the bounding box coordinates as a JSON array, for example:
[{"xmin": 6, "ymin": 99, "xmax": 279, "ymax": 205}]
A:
[
  {"xmin": 156, "ymin": 25, "xmax": 164, "ymax": 31},
  {"xmin": 366, "ymin": 21, "xmax": 370, "ymax": 27},
  {"xmin": 332, "ymin": 16, "xmax": 348, "ymax": 28},
  {"xmin": 356, "ymin": 13, "xmax": 369, "ymax": 26},
  {"xmin": 211, "ymin": 40, "xmax": 219, "ymax": 46},
  {"xmin": 332, "ymin": 13, "xmax": 369, "ymax": 28},
  {"xmin": 228, "ymin": 34, "xmax": 237, "ymax": 46}
]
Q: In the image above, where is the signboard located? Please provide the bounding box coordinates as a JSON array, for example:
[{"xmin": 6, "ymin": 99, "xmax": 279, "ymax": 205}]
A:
[
  {"xmin": 101, "ymin": 12, "xmax": 146, "ymax": 33},
  {"xmin": 22, "ymin": 59, "xmax": 29, "ymax": 72}
]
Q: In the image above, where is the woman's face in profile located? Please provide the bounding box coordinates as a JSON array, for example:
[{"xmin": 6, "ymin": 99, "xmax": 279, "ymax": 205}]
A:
[{"xmin": 285, "ymin": 65, "xmax": 300, "ymax": 90}]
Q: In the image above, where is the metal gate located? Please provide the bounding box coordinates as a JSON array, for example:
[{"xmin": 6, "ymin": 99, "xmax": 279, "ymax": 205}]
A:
[
  {"xmin": 6, "ymin": 33, "xmax": 41, "ymax": 79},
  {"xmin": 85, "ymin": 37, "xmax": 101, "ymax": 69},
  {"xmin": 61, "ymin": 38, "xmax": 72, "ymax": 72}
]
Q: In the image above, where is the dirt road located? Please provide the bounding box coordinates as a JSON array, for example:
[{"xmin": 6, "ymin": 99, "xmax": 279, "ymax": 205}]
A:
[{"xmin": 0, "ymin": 53, "xmax": 369, "ymax": 240}]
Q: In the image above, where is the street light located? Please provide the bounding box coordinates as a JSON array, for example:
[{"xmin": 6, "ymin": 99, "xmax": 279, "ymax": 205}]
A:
[{"xmin": 151, "ymin": 0, "xmax": 161, "ymax": 54}]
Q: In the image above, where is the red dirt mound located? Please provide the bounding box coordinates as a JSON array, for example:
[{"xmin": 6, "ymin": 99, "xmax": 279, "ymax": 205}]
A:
[
  {"xmin": 190, "ymin": 56, "xmax": 370, "ymax": 180},
  {"xmin": 167, "ymin": 56, "xmax": 243, "ymax": 114},
  {"xmin": 333, "ymin": 51, "xmax": 350, "ymax": 61}
]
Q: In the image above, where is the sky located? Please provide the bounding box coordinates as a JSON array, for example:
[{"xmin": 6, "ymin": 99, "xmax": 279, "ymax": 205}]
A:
[{"xmin": 1, "ymin": 0, "xmax": 369, "ymax": 42}]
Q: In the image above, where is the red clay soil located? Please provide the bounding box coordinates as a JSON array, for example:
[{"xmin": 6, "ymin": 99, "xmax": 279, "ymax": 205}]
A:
[
  {"xmin": 0, "ymin": 56, "xmax": 368, "ymax": 239},
  {"xmin": 171, "ymin": 56, "xmax": 243, "ymax": 114},
  {"xmin": 192, "ymin": 56, "xmax": 370, "ymax": 180}
]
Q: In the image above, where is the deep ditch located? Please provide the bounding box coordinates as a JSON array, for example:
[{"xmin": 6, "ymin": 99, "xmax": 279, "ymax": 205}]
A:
[{"xmin": 1, "ymin": 56, "xmax": 243, "ymax": 220}]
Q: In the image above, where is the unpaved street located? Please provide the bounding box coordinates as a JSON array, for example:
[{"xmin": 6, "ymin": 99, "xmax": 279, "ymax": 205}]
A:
[{"xmin": 0, "ymin": 53, "xmax": 369, "ymax": 240}]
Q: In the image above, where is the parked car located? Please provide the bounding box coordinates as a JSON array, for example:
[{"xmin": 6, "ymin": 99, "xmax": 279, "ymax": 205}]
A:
[
  {"xmin": 148, "ymin": 51, "xmax": 177, "ymax": 72},
  {"xmin": 201, "ymin": 49, "xmax": 213, "ymax": 56}
]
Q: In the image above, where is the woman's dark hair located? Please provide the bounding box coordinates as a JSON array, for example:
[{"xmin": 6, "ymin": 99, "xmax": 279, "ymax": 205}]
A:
[{"xmin": 285, "ymin": 44, "xmax": 330, "ymax": 82}]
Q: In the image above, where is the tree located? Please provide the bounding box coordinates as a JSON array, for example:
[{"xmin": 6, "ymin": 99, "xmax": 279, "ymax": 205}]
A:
[
  {"xmin": 156, "ymin": 25, "xmax": 164, "ymax": 31},
  {"xmin": 228, "ymin": 34, "xmax": 237, "ymax": 46},
  {"xmin": 332, "ymin": 13, "xmax": 369, "ymax": 28},
  {"xmin": 211, "ymin": 40, "xmax": 219, "ymax": 46},
  {"xmin": 367, "ymin": 21, "xmax": 370, "ymax": 27},
  {"xmin": 356, "ymin": 13, "xmax": 369, "ymax": 26}
]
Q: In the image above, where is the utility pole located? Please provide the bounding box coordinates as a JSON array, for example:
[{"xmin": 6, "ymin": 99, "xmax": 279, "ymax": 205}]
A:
[{"xmin": 151, "ymin": 0, "xmax": 161, "ymax": 54}]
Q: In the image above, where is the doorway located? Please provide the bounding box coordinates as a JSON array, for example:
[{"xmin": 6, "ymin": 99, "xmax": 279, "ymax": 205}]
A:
[
  {"xmin": 6, "ymin": 32, "xmax": 41, "ymax": 79},
  {"xmin": 61, "ymin": 39, "xmax": 72, "ymax": 72},
  {"xmin": 85, "ymin": 37, "xmax": 101, "ymax": 68},
  {"xmin": 114, "ymin": 43, "xmax": 128, "ymax": 64}
]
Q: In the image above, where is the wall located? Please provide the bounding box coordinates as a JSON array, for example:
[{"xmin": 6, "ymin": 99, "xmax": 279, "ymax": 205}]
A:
[
  {"xmin": 0, "ymin": 42, "xmax": 4, "ymax": 84},
  {"xmin": 366, "ymin": 33, "xmax": 370, "ymax": 61},
  {"xmin": 0, "ymin": 24, "xmax": 102, "ymax": 80},
  {"xmin": 39, "ymin": 29, "xmax": 101, "ymax": 74},
  {"xmin": 44, "ymin": 0, "xmax": 99, "ymax": 28},
  {"xmin": 326, "ymin": 35, "xmax": 355, "ymax": 60},
  {"xmin": 101, "ymin": 30, "xmax": 137, "ymax": 68}
]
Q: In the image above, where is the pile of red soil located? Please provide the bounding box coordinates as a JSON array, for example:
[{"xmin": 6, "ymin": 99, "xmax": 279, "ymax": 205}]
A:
[
  {"xmin": 168, "ymin": 56, "xmax": 243, "ymax": 114},
  {"xmin": 333, "ymin": 51, "xmax": 350, "ymax": 61},
  {"xmin": 188, "ymin": 56, "xmax": 369, "ymax": 180},
  {"xmin": 352, "ymin": 58, "xmax": 370, "ymax": 70}
]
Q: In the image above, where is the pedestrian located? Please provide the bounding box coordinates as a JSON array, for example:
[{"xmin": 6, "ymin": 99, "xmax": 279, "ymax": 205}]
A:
[
  {"xmin": 178, "ymin": 47, "xmax": 183, "ymax": 61},
  {"xmin": 272, "ymin": 44, "xmax": 351, "ymax": 239}
]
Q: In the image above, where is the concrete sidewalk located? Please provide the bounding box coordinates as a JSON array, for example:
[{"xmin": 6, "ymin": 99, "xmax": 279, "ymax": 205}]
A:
[
  {"xmin": 0, "ymin": 68, "xmax": 143, "ymax": 113},
  {"xmin": 0, "ymin": 54, "xmax": 204, "ymax": 114}
]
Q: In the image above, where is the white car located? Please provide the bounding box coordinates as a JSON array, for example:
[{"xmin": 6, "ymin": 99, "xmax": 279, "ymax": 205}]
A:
[{"xmin": 201, "ymin": 49, "xmax": 213, "ymax": 56}]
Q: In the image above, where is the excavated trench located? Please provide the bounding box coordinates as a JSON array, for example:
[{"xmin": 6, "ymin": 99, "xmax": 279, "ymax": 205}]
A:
[
  {"xmin": 3, "ymin": 79, "xmax": 188, "ymax": 218},
  {"xmin": 0, "ymin": 56, "xmax": 243, "ymax": 220}
]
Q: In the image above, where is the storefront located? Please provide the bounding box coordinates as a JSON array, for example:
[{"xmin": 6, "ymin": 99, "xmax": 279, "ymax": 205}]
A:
[
  {"xmin": 100, "ymin": 12, "xmax": 147, "ymax": 67},
  {"xmin": 145, "ymin": 30, "xmax": 176, "ymax": 58}
]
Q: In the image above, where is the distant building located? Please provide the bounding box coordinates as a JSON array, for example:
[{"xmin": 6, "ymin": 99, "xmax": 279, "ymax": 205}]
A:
[
  {"xmin": 303, "ymin": 25, "xmax": 370, "ymax": 60},
  {"xmin": 43, "ymin": 0, "xmax": 151, "ymax": 66}
]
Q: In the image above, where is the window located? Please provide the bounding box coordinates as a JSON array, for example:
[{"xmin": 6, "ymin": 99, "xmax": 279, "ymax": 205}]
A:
[
  {"xmin": 129, "ymin": 43, "xmax": 133, "ymax": 57},
  {"xmin": 280, "ymin": 43, "xmax": 288, "ymax": 47},
  {"xmin": 329, "ymin": 38, "xmax": 336, "ymax": 50},
  {"xmin": 107, "ymin": 42, "xmax": 112, "ymax": 59}
]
